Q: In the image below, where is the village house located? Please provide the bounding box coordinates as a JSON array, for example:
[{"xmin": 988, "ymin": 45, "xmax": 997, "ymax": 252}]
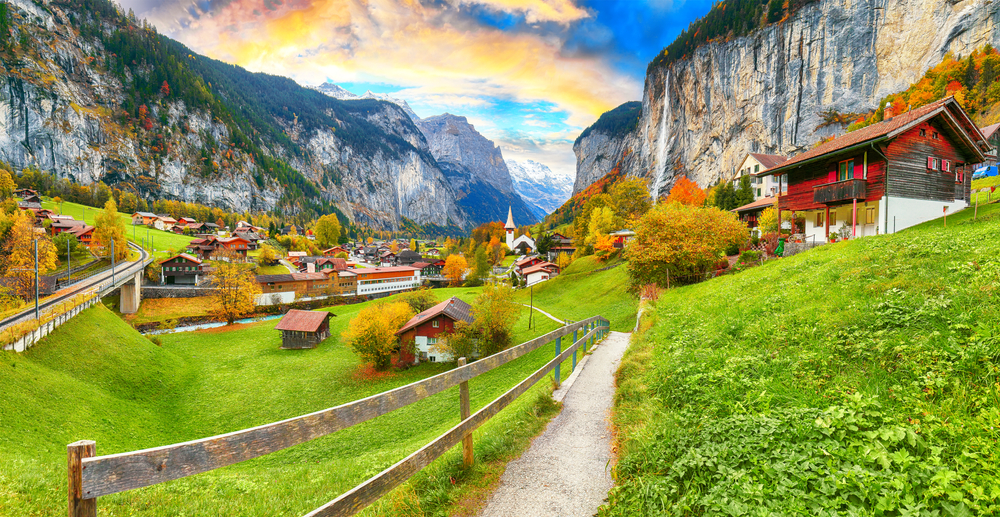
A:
[
  {"xmin": 177, "ymin": 217, "xmax": 197, "ymax": 227},
  {"xmin": 734, "ymin": 153, "xmax": 789, "ymax": 200},
  {"xmin": 131, "ymin": 212, "xmax": 157, "ymax": 225},
  {"xmin": 51, "ymin": 218, "xmax": 86, "ymax": 236},
  {"xmin": 411, "ymin": 260, "xmax": 445, "ymax": 278},
  {"xmin": 980, "ymin": 123, "xmax": 999, "ymax": 168},
  {"xmin": 217, "ymin": 236, "xmax": 250, "ymax": 256},
  {"xmin": 397, "ymin": 249, "xmax": 423, "ymax": 266},
  {"xmin": 521, "ymin": 262, "xmax": 560, "ymax": 286},
  {"xmin": 158, "ymin": 253, "xmax": 205, "ymax": 285},
  {"xmin": 186, "ymin": 236, "xmax": 219, "ymax": 260},
  {"xmin": 232, "ymin": 230, "xmax": 263, "ymax": 250},
  {"xmin": 67, "ymin": 225, "xmax": 96, "ymax": 249},
  {"xmin": 515, "ymin": 255, "xmax": 545, "ymax": 274},
  {"xmin": 733, "ymin": 197, "xmax": 775, "ymax": 235},
  {"xmin": 609, "ymin": 229, "xmax": 636, "ymax": 249},
  {"xmin": 274, "ymin": 310, "xmax": 333, "ymax": 350},
  {"xmin": 396, "ymin": 297, "xmax": 474, "ymax": 363},
  {"xmin": 287, "ymin": 251, "xmax": 307, "ymax": 265},
  {"xmin": 379, "ymin": 251, "xmax": 397, "ymax": 267},
  {"xmin": 153, "ymin": 216, "xmax": 178, "ymax": 231},
  {"xmin": 355, "ymin": 266, "xmax": 420, "ymax": 298},
  {"xmin": 323, "ymin": 246, "xmax": 347, "ymax": 256},
  {"xmin": 257, "ymin": 272, "xmax": 333, "ymax": 299},
  {"xmin": 759, "ymin": 97, "xmax": 988, "ymax": 241},
  {"xmin": 298, "ymin": 257, "xmax": 348, "ymax": 273},
  {"xmin": 325, "ymin": 269, "xmax": 358, "ymax": 296}
]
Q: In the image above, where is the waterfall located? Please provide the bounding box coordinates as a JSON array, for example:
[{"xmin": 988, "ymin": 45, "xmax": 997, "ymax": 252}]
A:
[{"xmin": 652, "ymin": 73, "xmax": 673, "ymax": 203}]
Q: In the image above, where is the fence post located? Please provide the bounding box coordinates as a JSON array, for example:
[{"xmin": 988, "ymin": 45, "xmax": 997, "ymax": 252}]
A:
[
  {"xmin": 554, "ymin": 337, "xmax": 561, "ymax": 386},
  {"xmin": 571, "ymin": 332, "xmax": 577, "ymax": 371},
  {"xmin": 456, "ymin": 358, "xmax": 474, "ymax": 468},
  {"xmin": 68, "ymin": 440, "xmax": 96, "ymax": 517}
]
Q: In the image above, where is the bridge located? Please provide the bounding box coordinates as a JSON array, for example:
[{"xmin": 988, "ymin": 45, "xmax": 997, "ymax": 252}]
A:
[{"xmin": 1, "ymin": 242, "xmax": 153, "ymax": 352}]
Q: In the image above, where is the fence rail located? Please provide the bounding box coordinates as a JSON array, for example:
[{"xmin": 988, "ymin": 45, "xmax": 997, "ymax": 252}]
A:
[{"xmin": 69, "ymin": 315, "xmax": 611, "ymax": 517}]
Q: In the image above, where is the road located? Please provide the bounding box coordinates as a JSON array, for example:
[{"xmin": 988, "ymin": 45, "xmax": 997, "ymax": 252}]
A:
[{"xmin": 0, "ymin": 242, "xmax": 151, "ymax": 333}]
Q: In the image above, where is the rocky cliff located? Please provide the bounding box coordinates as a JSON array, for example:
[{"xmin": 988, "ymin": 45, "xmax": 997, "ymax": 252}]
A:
[
  {"xmin": 0, "ymin": 0, "xmax": 466, "ymax": 230},
  {"xmin": 416, "ymin": 114, "xmax": 537, "ymax": 226},
  {"xmin": 575, "ymin": 0, "xmax": 1000, "ymax": 199}
]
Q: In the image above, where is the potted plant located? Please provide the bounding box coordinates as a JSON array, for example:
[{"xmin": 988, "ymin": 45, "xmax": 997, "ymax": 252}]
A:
[{"xmin": 829, "ymin": 231, "xmax": 838, "ymax": 243}]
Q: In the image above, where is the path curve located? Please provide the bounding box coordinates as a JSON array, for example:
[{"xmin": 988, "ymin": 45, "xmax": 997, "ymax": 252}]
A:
[
  {"xmin": 521, "ymin": 304, "xmax": 564, "ymax": 325},
  {"xmin": 478, "ymin": 330, "xmax": 631, "ymax": 517}
]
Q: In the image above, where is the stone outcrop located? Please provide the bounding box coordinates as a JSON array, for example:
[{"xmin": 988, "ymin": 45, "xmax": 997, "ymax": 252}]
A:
[{"xmin": 575, "ymin": 0, "xmax": 1000, "ymax": 199}]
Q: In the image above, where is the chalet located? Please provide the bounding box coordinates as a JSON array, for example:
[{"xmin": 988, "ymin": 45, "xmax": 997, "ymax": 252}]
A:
[
  {"xmin": 202, "ymin": 222, "xmax": 221, "ymax": 233},
  {"xmin": 979, "ymin": 123, "xmax": 999, "ymax": 168},
  {"xmin": 177, "ymin": 217, "xmax": 198, "ymax": 227},
  {"xmin": 735, "ymin": 153, "xmax": 788, "ymax": 200},
  {"xmin": 397, "ymin": 250, "xmax": 423, "ymax": 266},
  {"xmin": 522, "ymin": 262, "xmax": 560, "ymax": 286},
  {"xmin": 287, "ymin": 251, "xmax": 307, "ymax": 264},
  {"xmin": 379, "ymin": 251, "xmax": 397, "ymax": 267},
  {"xmin": 411, "ymin": 260, "xmax": 445, "ymax": 278},
  {"xmin": 185, "ymin": 222, "xmax": 205, "ymax": 233},
  {"xmin": 217, "ymin": 236, "xmax": 250, "ymax": 256},
  {"xmin": 298, "ymin": 257, "xmax": 348, "ymax": 273},
  {"xmin": 67, "ymin": 225, "xmax": 96, "ymax": 249},
  {"xmin": 51, "ymin": 218, "xmax": 86, "ymax": 236},
  {"xmin": 257, "ymin": 272, "xmax": 333, "ymax": 298},
  {"xmin": 355, "ymin": 266, "xmax": 420, "ymax": 298},
  {"xmin": 14, "ymin": 188, "xmax": 37, "ymax": 198},
  {"xmin": 280, "ymin": 224, "xmax": 305, "ymax": 236},
  {"xmin": 549, "ymin": 233, "xmax": 572, "ymax": 246},
  {"xmin": 132, "ymin": 212, "xmax": 157, "ymax": 225},
  {"xmin": 515, "ymin": 255, "xmax": 544, "ymax": 274},
  {"xmin": 153, "ymin": 216, "xmax": 178, "ymax": 231},
  {"xmin": 18, "ymin": 196, "xmax": 42, "ymax": 210},
  {"xmin": 424, "ymin": 248, "xmax": 441, "ymax": 257},
  {"xmin": 323, "ymin": 246, "xmax": 347, "ymax": 256},
  {"xmin": 609, "ymin": 229, "xmax": 637, "ymax": 249},
  {"xmin": 325, "ymin": 269, "xmax": 358, "ymax": 296},
  {"xmin": 759, "ymin": 97, "xmax": 989, "ymax": 241},
  {"xmin": 274, "ymin": 310, "xmax": 333, "ymax": 349},
  {"xmin": 733, "ymin": 197, "xmax": 775, "ymax": 235},
  {"xmin": 186, "ymin": 236, "xmax": 219, "ymax": 259},
  {"xmin": 233, "ymin": 230, "xmax": 263, "ymax": 250},
  {"xmin": 158, "ymin": 253, "xmax": 205, "ymax": 285},
  {"xmin": 396, "ymin": 297, "xmax": 474, "ymax": 363}
]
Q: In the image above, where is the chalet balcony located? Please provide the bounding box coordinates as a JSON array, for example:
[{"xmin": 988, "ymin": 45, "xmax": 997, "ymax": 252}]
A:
[{"xmin": 813, "ymin": 178, "xmax": 867, "ymax": 204}]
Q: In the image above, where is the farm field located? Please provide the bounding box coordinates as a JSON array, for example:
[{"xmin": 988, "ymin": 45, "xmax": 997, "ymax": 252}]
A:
[
  {"xmin": 603, "ymin": 201, "xmax": 1000, "ymax": 514},
  {"xmin": 0, "ymin": 286, "xmax": 595, "ymax": 516},
  {"xmin": 40, "ymin": 198, "xmax": 196, "ymax": 259}
]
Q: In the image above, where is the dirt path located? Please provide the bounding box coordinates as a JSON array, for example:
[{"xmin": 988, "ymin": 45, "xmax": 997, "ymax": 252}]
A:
[{"xmin": 477, "ymin": 331, "xmax": 631, "ymax": 517}]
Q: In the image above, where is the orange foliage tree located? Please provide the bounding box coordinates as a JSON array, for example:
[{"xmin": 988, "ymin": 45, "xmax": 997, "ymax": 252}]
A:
[
  {"xmin": 443, "ymin": 254, "xmax": 469, "ymax": 287},
  {"xmin": 665, "ymin": 177, "xmax": 706, "ymax": 206}
]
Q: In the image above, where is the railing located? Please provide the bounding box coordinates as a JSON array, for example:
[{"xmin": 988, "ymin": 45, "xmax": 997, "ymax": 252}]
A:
[
  {"xmin": 68, "ymin": 315, "xmax": 611, "ymax": 517},
  {"xmin": 813, "ymin": 178, "xmax": 867, "ymax": 204}
]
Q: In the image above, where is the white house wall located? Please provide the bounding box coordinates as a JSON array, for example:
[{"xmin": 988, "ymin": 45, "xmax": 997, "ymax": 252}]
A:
[{"xmin": 883, "ymin": 196, "xmax": 968, "ymax": 234}]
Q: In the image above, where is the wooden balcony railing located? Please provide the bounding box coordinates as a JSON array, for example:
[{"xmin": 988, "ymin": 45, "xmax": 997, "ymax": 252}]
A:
[{"xmin": 813, "ymin": 178, "xmax": 867, "ymax": 204}]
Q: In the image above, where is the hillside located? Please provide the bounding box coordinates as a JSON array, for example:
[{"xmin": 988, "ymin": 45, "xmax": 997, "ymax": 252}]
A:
[
  {"xmin": 0, "ymin": 0, "xmax": 467, "ymax": 229},
  {"xmin": 0, "ymin": 287, "xmax": 597, "ymax": 516},
  {"xmin": 603, "ymin": 204, "xmax": 1000, "ymax": 514}
]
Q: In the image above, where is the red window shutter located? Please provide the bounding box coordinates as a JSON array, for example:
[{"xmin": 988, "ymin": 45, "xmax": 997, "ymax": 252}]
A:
[
  {"xmin": 828, "ymin": 169, "xmax": 836, "ymax": 183},
  {"xmin": 854, "ymin": 163, "xmax": 863, "ymax": 178},
  {"xmin": 927, "ymin": 156, "xmax": 934, "ymax": 169}
]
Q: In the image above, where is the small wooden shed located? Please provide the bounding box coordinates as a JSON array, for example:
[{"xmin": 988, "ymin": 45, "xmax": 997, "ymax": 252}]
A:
[{"xmin": 275, "ymin": 310, "xmax": 334, "ymax": 349}]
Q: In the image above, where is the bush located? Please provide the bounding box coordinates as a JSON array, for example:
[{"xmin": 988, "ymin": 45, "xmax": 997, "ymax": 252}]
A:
[{"xmin": 738, "ymin": 250, "xmax": 762, "ymax": 264}]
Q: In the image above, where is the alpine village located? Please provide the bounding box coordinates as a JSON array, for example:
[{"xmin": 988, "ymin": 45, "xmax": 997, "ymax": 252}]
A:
[{"xmin": 2, "ymin": 0, "xmax": 1000, "ymax": 515}]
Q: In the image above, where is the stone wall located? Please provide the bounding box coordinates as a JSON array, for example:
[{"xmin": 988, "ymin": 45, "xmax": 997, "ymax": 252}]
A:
[{"xmin": 142, "ymin": 286, "xmax": 215, "ymax": 299}]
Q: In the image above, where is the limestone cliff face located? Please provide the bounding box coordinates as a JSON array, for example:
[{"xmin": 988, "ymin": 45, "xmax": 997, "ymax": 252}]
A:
[
  {"xmin": 575, "ymin": 0, "xmax": 1000, "ymax": 198},
  {"xmin": 0, "ymin": 0, "xmax": 466, "ymax": 230}
]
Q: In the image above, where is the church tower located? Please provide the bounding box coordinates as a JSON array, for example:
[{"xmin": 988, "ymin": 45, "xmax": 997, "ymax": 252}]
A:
[{"xmin": 504, "ymin": 206, "xmax": 516, "ymax": 249}]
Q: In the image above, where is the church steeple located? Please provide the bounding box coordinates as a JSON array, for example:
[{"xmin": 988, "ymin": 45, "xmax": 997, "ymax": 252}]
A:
[{"xmin": 504, "ymin": 206, "xmax": 516, "ymax": 230}]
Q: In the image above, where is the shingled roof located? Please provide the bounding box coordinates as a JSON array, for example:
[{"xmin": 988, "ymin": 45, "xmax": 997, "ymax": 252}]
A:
[
  {"xmin": 749, "ymin": 153, "xmax": 788, "ymax": 170},
  {"xmin": 396, "ymin": 297, "xmax": 473, "ymax": 335},
  {"xmin": 760, "ymin": 97, "xmax": 988, "ymax": 177},
  {"xmin": 274, "ymin": 310, "xmax": 332, "ymax": 333}
]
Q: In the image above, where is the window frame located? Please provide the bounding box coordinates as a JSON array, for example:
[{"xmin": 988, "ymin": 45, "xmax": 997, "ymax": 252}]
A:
[{"xmin": 838, "ymin": 159, "xmax": 855, "ymax": 181}]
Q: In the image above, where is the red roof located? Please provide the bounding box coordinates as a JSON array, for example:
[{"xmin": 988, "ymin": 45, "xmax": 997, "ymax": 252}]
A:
[
  {"xmin": 522, "ymin": 262, "xmax": 558, "ymax": 276},
  {"xmin": 981, "ymin": 123, "xmax": 1000, "ymax": 140},
  {"xmin": 159, "ymin": 253, "xmax": 203, "ymax": 265},
  {"xmin": 396, "ymin": 297, "xmax": 473, "ymax": 335},
  {"xmin": 274, "ymin": 310, "xmax": 332, "ymax": 332},
  {"xmin": 761, "ymin": 97, "xmax": 987, "ymax": 177},
  {"xmin": 749, "ymin": 153, "xmax": 788, "ymax": 170},
  {"xmin": 733, "ymin": 196, "xmax": 775, "ymax": 213}
]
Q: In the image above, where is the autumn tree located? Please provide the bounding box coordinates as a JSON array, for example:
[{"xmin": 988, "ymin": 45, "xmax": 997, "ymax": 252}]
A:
[
  {"xmin": 1, "ymin": 210, "xmax": 58, "ymax": 299},
  {"xmin": 556, "ymin": 252, "xmax": 573, "ymax": 269},
  {"xmin": 610, "ymin": 177, "xmax": 652, "ymax": 222},
  {"xmin": 94, "ymin": 199, "xmax": 128, "ymax": 261},
  {"xmin": 313, "ymin": 213, "xmax": 341, "ymax": 247},
  {"xmin": 758, "ymin": 206, "xmax": 779, "ymax": 234},
  {"xmin": 396, "ymin": 288, "xmax": 438, "ymax": 313},
  {"xmin": 487, "ymin": 236, "xmax": 507, "ymax": 265},
  {"xmin": 210, "ymin": 258, "xmax": 261, "ymax": 324},
  {"xmin": 257, "ymin": 243, "xmax": 280, "ymax": 265},
  {"xmin": 594, "ymin": 233, "xmax": 618, "ymax": 261},
  {"xmin": 625, "ymin": 203, "xmax": 748, "ymax": 290},
  {"xmin": 342, "ymin": 301, "xmax": 413, "ymax": 370},
  {"xmin": 0, "ymin": 167, "xmax": 14, "ymax": 199},
  {"xmin": 470, "ymin": 282, "xmax": 521, "ymax": 357},
  {"xmin": 160, "ymin": 81, "xmax": 171, "ymax": 96},
  {"xmin": 665, "ymin": 177, "xmax": 706, "ymax": 206},
  {"xmin": 443, "ymin": 254, "xmax": 469, "ymax": 287}
]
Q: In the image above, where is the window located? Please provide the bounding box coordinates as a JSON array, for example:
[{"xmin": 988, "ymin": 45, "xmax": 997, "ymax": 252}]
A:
[
  {"xmin": 815, "ymin": 212, "xmax": 824, "ymax": 227},
  {"xmin": 919, "ymin": 128, "xmax": 926, "ymax": 137},
  {"xmin": 865, "ymin": 208, "xmax": 875, "ymax": 225},
  {"xmin": 754, "ymin": 164, "xmax": 760, "ymax": 173},
  {"xmin": 927, "ymin": 157, "xmax": 940, "ymax": 170},
  {"xmin": 829, "ymin": 211, "xmax": 837, "ymax": 226},
  {"xmin": 838, "ymin": 159, "xmax": 855, "ymax": 181},
  {"xmin": 933, "ymin": 132, "xmax": 939, "ymax": 140},
  {"xmin": 780, "ymin": 175, "xmax": 788, "ymax": 193},
  {"xmin": 941, "ymin": 159, "xmax": 951, "ymax": 172}
]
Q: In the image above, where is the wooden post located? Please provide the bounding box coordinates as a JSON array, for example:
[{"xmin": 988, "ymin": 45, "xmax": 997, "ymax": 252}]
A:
[
  {"xmin": 554, "ymin": 337, "xmax": 561, "ymax": 386},
  {"xmin": 68, "ymin": 440, "xmax": 96, "ymax": 517},
  {"xmin": 456, "ymin": 358, "xmax": 473, "ymax": 468},
  {"xmin": 824, "ymin": 205, "xmax": 830, "ymax": 239},
  {"xmin": 571, "ymin": 333, "xmax": 577, "ymax": 371},
  {"xmin": 852, "ymin": 199, "xmax": 857, "ymax": 238},
  {"xmin": 975, "ymin": 190, "xmax": 979, "ymax": 220}
]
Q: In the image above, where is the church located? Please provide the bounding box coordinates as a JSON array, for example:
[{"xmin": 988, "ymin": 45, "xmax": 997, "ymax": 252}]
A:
[{"xmin": 504, "ymin": 206, "xmax": 536, "ymax": 254}]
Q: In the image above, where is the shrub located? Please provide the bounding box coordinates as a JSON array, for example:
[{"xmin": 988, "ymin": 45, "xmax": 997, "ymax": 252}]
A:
[{"xmin": 738, "ymin": 250, "xmax": 761, "ymax": 264}]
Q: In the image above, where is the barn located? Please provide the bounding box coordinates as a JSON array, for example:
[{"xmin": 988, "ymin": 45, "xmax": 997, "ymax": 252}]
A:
[{"xmin": 274, "ymin": 310, "xmax": 333, "ymax": 349}]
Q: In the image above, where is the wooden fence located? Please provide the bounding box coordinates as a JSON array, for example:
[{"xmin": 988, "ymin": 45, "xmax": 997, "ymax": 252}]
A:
[{"xmin": 68, "ymin": 315, "xmax": 611, "ymax": 517}]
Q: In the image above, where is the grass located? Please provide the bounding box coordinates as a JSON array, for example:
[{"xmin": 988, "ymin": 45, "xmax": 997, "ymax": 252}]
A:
[
  {"xmin": 601, "ymin": 203, "xmax": 1000, "ymax": 515},
  {"xmin": 40, "ymin": 198, "xmax": 195, "ymax": 259},
  {"xmin": 121, "ymin": 297, "xmax": 217, "ymax": 326},
  {"xmin": 47, "ymin": 249, "xmax": 98, "ymax": 275},
  {"xmin": 971, "ymin": 176, "xmax": 1000, "ymax": 205},
  {"xmin": 0, "ymin": 284, "xmax": 606, "ymax": 516},
  {"xmin": 516, "ymin": 255, "xmax": 638, "ymax": 332},
  {"xmin": 256, "ymin": 263, "xmax": 291, "ymax": 275}
]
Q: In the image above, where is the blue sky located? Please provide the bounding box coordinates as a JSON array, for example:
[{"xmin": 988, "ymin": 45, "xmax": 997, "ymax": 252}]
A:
[{"xmin": 121, "ymin": 0, "xmax": 715, "ymax": 179}]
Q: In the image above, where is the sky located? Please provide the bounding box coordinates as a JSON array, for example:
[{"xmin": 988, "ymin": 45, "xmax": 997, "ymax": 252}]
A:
[{"xmin": 120, "ymin": 0, "xmax": 715, "ymax": 179}]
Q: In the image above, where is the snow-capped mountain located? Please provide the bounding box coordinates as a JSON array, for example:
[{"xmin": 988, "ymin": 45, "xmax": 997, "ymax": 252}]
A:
[
  {"xmin": 311, "ymin": 82, "xmax": 420, "ymax": 121},
  {"xmin": 506, "ymin": 160, "xmax": 573, "ymax": 218}
]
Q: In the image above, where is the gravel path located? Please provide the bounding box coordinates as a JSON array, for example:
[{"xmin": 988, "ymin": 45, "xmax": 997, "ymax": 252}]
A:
[{"xmin": 478, "ymin": 331, "xmax": 631, "ymax": 517}]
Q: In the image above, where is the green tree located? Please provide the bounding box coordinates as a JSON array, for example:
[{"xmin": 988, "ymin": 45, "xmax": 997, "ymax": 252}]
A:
[
  {"xmin": 396, "ymin": 288, "xmax": 437, "ymax": 313},
  {"xmin": 610, "ymin": 177, "xmax": 652, "ymax": 222},
  {"xmin": 53, "ymin": 232, "xmax": 80, "ymax": 259},
  {"xmin": 468, "ymin": 245, "xmax": 490, "ymax": 286},
  {"xmin": 313, "ymin": 213, "xmax": 341, "ymax": 247}
]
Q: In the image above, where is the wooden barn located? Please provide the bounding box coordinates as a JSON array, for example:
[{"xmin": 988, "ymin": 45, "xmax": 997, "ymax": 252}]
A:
[{"xmin": 274, "ymin": 310, "xmax": 333, "ymax": 349}]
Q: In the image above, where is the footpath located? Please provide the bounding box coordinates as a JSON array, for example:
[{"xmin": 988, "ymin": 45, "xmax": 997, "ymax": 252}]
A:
[{"xmin": 478, "ymin": 330, "xmax": 631, "ymax": 517}]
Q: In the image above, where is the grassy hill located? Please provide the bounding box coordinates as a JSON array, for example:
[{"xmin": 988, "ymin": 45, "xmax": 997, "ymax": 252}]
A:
[
  {"xmin": 602, "ymin": 202, "xmax": 1000, "ymax": 515},
  {"xmin": 0, "ymin": 285, "xmax": 600, "ymax": 516}
]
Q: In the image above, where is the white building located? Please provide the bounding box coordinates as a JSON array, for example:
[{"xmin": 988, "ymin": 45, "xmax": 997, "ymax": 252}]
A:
[{"xmin": 735, "ymin": 153, "xmax": 789, "ymax": 200}]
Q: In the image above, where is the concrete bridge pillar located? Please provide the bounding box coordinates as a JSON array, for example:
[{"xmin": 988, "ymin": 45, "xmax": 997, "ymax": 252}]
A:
[{"xmin": 120, "ymin": 271, "xmax": 143, "ymax": 314}]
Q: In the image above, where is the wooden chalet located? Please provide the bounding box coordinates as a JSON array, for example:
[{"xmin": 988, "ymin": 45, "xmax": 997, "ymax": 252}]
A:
[
  {"xmin": 67, "ymin": 225, "xmax": 96, "ymax": 249},
  {"xmin": 132, "ymin": 212, "xmax": 157, "ymax": 225},
  {"xmin": 733, "ymin": 197, "xmax": 775, "ymax": 234},
  {"xmin": 521, "ymin": 262, "xmax": 560, "ymax": 286},
  {"xmin": 153, "ymin": 216, "xmax": 178, "ymax": 231},
  {"xmin": 608, "ymin": 229, "xmax": 636, "ymax": 249},
  {"xmin": 759, "ymin": 97, "xmax": 989, "ymax": 241},
  {"xmin": 274, "ymin": 310, "xmax": 333, "ymax": 349},
  {"xmin": 411, "ymin": 260, "xmax": 445, "ymax": 278},
  {"xmin": 51, "ymin": 218, "xmax": 86, "ymax": 236},
  {"xmin": 159, "ymin": 253, "xmax": 205, "ymax": 285},
  {"xmin": 515, "ymin": 255, "xmax": 544, "ymax": 274},
  {"xmin": 396, "ymin": 297, "xmax": 474, "ymax": 363},
  {"xmin": 257, "ymin": 272, "xmax": 333, "ymax": 298},
  {"xmin": 186, "ymin": 236, "xmax": 219, "ymax": 260},
  {"xmin": 397, "ymin": 250, "xmax": 423, "ymax": 266},
  {"xmin": 299, "ymin": 257, "xmax": 348, "ymax": 273},
  {"xmin": 323, "ymin": 246, "xmax": 347, "ymax": 256},
  {"xmin": 217, "ymin": 236, "xmax": 250, "ymax": 256}
]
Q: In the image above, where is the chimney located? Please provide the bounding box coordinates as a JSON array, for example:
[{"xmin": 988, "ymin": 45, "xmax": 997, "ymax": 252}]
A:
[{"xmin": 884, "ymin": 104, "xmax": 895, "ymax": 120}]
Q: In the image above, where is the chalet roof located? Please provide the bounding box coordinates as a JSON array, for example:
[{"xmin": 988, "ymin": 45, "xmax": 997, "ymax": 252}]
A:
[
  {"xmin": 203, "ymin": 222, "xmax": 220, "ymax": 228},
  {"xmin": 52, "ymin": 219, "xmax": 86, "ymax": 228},
  {"xmin": 67, "ymin": 225, "xmax": 94, "ymax": 237},
  {"xmin": 398, "ymin": 250, "xmax": 422, "ymax": 259},
  {"xmin": 218, "ymin": 236, "xmax": 249, "ymax": 244},
  {"xmin": 761, "ymin": 97, "xmax": 988, "ymax": 177},
  {"xmin": 411, "ymin": 262, "xmax": 432, "ymax": 269},
  {"xmin": 159, "ymin": 253, "xmax": 203, "ymax": 265},
  {"xmin": 274, "ymin": 310, "xmax": 332, "ymax": 333},
  {"xmin": 233, "ymin": 231, "xmax": 263, "ymax": 241},
  {"xmin": 522, "ymin": 262, "xmax": 558, "ymax": 276},
  {"xmin": 515, "ymin": 255, "xmax": 540, "ymax": 267},
  {"xmin": 288, "ymin": 251, "xmax": 307, "ymax": 257},
  {"xmin": 748, "ymin": 153, "xmax": 788, "ymax": 170},
  {"xmin": 257, "ymin": 272, "xmax": 328, "ymax": 283},
  {"xmin": 354, "ymin": 266, "xmax": 418, "ymax": 276},
  {"xmin": 396, "ymin": 297, "xmax": 473, "ymax": 335},
  {"xmin": 133, "ymin": 212, "xmax": 156, "ymax": 218},
  {"xmin": 733, "ymin": 196, "xmax": 775, "ymax": 213},
  {"xmin": 981, "ymin": 123, "xmax": 1000, "ymax": 140},
  {"xmin": 609, "ymin": 229, "xmax": 636, "ymax": 237}
]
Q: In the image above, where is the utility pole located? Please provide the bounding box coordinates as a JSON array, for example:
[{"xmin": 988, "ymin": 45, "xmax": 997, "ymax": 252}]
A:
[
  {"xmin": 34, "ymin": 239, "xmax": 39, "ymax": 321},
  {"xmin": 67, "ymin": 239, "xmax": 71, "ymax": 285},
  {"xmin": 111, "ymin": 239, "xmax": 115, "ymax": 286},
  {"xmin": 529, "ymin": 284, "xmax": 533, "ymax": 330}
]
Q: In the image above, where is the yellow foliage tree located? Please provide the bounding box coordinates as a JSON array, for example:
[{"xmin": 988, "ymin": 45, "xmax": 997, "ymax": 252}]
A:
[
  {"xmin": 94, "ymin": 199, "xmax": 128, "ymax": 261},
  {"xmin": 443, "ymin": 254, "xmax": 469, "ymax": 287},
  {"xmin": 211, "ymin": 259, "xmax": 261, "ymax": 324},
  {"xmin": 342, "ymin": 301, "xmax": 413, "ymax": 370},
  {"xmin": 1, "ymin": 210, "xmax": 58, "ymax": 299},
  {"xmin": 594, "ymin": 233, "xmax": 618, "ymax": 261},
  {"xmin": 586, "ymin": 205, "xmax": 618, "ymax": 248},
  {"xmin": 556, "ymin": 252, "xmax": 573, "ymax": 270},
  {"xmin": 0, "ymin": 168, "xmax": 14, "ymax": 199},
  {"xmin": 313, "ymin": 213, "xmax": 341, "ymax": 248}
]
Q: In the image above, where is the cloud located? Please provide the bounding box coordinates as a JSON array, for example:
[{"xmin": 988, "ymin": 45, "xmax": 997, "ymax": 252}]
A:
[{"xmin": 454, "ymin": 0, "xmax": 591, "ymax": 24}]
